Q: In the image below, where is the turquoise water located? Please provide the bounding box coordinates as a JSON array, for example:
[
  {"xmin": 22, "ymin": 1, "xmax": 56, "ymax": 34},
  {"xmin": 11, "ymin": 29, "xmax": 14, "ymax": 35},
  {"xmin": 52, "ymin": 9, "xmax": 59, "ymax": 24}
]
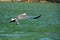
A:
[{"xmin": 0, "ymin": 2, "xmax": 60, "ymax": 40}]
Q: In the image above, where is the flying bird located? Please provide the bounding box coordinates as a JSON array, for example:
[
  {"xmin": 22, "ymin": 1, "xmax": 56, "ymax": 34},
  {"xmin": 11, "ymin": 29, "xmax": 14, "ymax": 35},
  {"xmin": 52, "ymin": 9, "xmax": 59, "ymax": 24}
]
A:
[{"xmin": 10, "ymin": 13, "xmax": 41, "ymax": 25}]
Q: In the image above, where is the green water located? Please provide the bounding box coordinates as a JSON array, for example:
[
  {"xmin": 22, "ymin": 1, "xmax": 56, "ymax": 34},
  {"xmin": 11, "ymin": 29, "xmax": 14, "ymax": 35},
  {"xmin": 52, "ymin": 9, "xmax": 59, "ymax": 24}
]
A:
[{"xmin": 0, "ymin": 2, "xmax": 60, "ymax": 40}]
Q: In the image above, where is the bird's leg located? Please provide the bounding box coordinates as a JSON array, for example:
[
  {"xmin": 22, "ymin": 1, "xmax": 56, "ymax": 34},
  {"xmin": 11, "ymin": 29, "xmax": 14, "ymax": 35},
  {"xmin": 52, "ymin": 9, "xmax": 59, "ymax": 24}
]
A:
[
  {"xmin": 16, "ymin": 21, "xmax": 19, "ymax": 25},
  {"xmin": 15, "ymin": 19, "xmax": 19, "ymax": 25}
]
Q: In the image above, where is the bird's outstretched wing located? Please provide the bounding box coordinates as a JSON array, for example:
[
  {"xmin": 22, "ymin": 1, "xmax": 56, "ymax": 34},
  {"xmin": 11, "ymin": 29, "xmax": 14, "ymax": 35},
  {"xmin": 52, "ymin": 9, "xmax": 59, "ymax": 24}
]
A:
[
  {"xmin": 16, "ymin": 13, "xmax": 28, "ymax": 19},
  {"xmin": 33, "ymin": 15, "xmax": 42, "ymax": 19}
]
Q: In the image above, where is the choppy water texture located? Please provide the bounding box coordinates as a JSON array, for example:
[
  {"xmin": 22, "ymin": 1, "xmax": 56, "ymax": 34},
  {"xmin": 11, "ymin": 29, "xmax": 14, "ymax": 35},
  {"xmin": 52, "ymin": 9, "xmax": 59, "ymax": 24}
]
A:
[{"xmin": 0, "ymin": 2, "xmax": 60, "ymax": 40}]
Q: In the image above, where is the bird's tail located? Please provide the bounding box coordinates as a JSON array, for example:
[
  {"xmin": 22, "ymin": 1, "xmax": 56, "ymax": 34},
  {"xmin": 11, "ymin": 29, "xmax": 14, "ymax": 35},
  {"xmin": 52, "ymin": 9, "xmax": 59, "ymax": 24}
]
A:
[{"xmin": 33, "ymin": 15, "xmax": 42, "ymax": 19}]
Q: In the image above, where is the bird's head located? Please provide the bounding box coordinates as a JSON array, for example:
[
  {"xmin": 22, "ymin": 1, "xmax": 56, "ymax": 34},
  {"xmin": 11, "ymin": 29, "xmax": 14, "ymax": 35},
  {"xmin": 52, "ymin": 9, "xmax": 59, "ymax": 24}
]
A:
[{"xmin": 10, "ymin": 18, "xmax": 16, "ymax": 23}]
